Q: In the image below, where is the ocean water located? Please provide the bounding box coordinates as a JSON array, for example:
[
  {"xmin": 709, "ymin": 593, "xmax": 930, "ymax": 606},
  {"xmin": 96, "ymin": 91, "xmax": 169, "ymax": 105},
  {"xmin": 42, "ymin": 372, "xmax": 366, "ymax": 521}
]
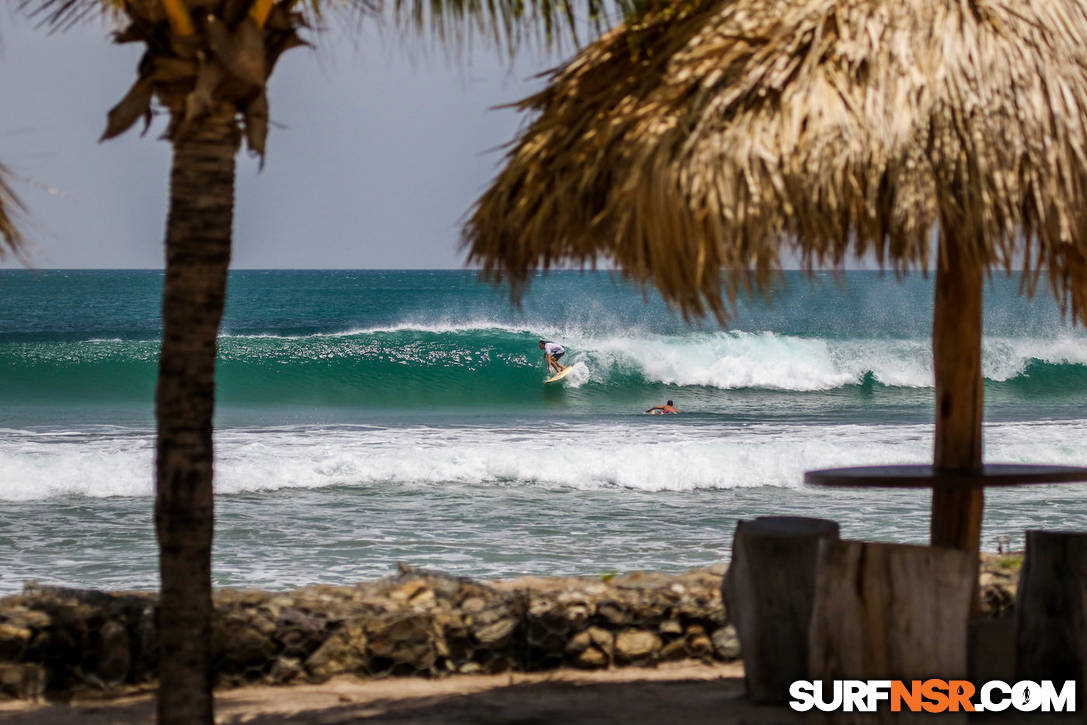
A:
[{"xmin": 2, "ymin": 269, "xmax": 1086, "ymax": 593}]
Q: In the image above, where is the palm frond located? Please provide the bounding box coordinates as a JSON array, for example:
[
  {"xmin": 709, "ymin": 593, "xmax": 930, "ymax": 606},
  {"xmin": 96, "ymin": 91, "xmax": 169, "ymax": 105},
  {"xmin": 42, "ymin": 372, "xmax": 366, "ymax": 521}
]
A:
[
  {"xmin": 17, "ymin": 0, "xmax": 123, "ymax": 32},
  {"xmin": 0, "ymin": 164, "xmax": 26, "ymax": 257},
  {"xmin": 21, "ymin": 0, "xmax": 624, "ymax": 56},
  {"xmin": 465, "ymin": 0, "xmax": 1087, "ymax": 322},
  {"xmin": 18, "ymin": 0, "xmax": 378, "ymax": 33},
  {"xmin": 392, "ymin": 0, "xmax": 629, "ymax": 56}
]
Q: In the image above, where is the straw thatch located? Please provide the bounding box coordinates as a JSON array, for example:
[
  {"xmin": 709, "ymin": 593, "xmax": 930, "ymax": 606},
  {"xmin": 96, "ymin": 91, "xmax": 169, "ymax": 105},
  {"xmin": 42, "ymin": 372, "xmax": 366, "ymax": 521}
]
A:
[
  {"xmin": 465, "ymin": 0, "xmax": 1087, "ymax": 321},
  {"xmin": 0, "ymin": 163, "xmax": 25, "ymax": 257}
]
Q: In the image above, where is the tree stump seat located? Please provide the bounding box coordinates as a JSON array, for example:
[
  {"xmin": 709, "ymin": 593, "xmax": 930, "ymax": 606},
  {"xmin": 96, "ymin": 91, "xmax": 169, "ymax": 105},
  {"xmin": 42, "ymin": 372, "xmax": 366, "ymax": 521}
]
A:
[
  {"xmin": 721, "ymin": 515, "xmax": 840, "ymax": 704},
  {"xmin": 1016, "ymin": 530, "xmax": 1087, "ymax": 703},
  {"xmin": 808, "ymin": 539, "xmax": 974, "ymax": 723}
]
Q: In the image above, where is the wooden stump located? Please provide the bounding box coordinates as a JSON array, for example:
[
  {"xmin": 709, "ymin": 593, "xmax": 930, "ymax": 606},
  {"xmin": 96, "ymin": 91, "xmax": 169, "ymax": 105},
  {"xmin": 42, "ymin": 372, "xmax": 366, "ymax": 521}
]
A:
[
  {"xmin": 722, "ymin": 515, "xmax": 839, "ymax": 703},
  {"xmin": 1015, "ymin": 530, "xmax": 1087, "ymax": 698},
  {"xmin": 809, "ymin": 540, "xmax": 973, "ymax": 723}
]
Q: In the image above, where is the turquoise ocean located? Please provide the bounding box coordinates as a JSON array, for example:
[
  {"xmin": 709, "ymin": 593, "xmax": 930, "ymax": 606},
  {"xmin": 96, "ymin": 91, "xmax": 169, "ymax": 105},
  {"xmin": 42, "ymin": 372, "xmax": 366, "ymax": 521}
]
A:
[{"xmin": 2, "ymin": 270, "xmax": 1087, "ymax": 593}]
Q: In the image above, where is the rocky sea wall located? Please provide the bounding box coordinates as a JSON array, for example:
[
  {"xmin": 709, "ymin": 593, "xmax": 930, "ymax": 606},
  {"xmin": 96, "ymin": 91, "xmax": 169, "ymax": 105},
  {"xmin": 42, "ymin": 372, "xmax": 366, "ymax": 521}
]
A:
[
  {"xmin": 0, "ymin": 565, "xmax": 735, "ymax": 700},
  {"xmin": 0, "ymin": 556, "xmax": 1021, "ymax": 701}
]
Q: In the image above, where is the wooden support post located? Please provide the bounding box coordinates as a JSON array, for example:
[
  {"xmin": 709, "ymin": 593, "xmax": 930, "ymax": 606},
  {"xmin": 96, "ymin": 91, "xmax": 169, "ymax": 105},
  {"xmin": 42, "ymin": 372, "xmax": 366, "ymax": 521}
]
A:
[
  {"xmin": 931, "ymin": 234, "xmax": 985, "ymax": 552},
  {"xmin": 931, "ymin": 234, "xmax": 984, "ymax": 616},
  {"xmin": 722, "ymin": 516, "xmax": 839, "ymax": 703},
  {"xmin": 809, "ymin": 540, "xmax": 974, "ymax": 723},
  {"xmin": 1015, "ymin": 530, "xmax": 1087, "ymax": 700}
]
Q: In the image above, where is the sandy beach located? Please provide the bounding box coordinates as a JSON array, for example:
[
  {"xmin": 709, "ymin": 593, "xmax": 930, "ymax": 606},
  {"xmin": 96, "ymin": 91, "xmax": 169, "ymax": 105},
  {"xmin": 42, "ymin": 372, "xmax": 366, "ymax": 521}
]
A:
[
  {"xmin": 1, "ymin": 662, "xmax": 768, "ymax": 724},
  {"xmin": 1, "ymin": 660, "xmax": 1071, "ymax": 724}
]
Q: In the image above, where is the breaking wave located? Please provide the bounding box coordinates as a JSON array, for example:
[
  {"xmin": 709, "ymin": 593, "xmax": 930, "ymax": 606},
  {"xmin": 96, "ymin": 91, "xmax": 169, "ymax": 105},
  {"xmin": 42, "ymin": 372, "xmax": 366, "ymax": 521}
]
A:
[{"xmin": 3, "ymin": 325, "xmax": 1087, "ymax": 407}]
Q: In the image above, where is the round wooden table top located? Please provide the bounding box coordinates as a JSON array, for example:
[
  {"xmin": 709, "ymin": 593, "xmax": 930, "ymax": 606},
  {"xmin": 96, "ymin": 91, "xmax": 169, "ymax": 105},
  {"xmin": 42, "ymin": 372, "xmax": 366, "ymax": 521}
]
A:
[{"xmin": 804, "ymin": 464, "xmax": 1087, "ymax": 489}]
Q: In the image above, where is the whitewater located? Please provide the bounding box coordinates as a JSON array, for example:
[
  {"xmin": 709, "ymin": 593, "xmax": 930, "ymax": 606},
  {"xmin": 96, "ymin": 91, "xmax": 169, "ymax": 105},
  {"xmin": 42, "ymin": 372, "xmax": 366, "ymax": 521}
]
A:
[
  {"xmin": 4, "ymin": 419, "xmax": 1087, "ymax": 502},
  {"xmin": 2, "ymin": 269, "xmax": 1087, "ymax": 592}
]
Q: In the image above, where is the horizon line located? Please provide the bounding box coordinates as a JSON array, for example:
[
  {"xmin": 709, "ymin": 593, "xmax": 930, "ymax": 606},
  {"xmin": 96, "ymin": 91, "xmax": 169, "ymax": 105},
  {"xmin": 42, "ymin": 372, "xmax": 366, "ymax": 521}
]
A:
[
  {"xmin": 0, "ymin": 267, "xmax": 1041, "ymax": 275},
  {"xmin": 1, "ymin": 266, "xmax": 857, "ymax": 272}
]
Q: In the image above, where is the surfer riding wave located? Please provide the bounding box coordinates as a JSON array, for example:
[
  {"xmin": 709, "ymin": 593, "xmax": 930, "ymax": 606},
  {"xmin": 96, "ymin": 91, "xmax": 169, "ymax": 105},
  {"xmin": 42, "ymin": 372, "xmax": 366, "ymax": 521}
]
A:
[{"xmin": 539, "ymin": 340, "xmax": 567, "ymax": 375}]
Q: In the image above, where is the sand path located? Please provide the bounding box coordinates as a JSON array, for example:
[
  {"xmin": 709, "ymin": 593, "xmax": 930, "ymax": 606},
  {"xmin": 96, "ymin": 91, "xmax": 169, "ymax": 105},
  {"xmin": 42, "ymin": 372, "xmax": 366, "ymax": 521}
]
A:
[
  {"xmin": 0, "ymin": 662, "xmax": 1065, "ymax": 724},
  {"xmin": 0, "ymin": 663, "xmax": 797, "ymax": 724}
]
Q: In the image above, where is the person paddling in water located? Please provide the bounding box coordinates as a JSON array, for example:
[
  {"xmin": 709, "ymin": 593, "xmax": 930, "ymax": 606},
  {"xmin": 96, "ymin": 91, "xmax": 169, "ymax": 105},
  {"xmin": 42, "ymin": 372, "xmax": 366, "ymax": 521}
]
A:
[
  {"xmin": 539, "ymin": 339, "xmax": 567, "ymax": 375},
  {"xmin": 646, "ymin": 400, "xmax": 679, "ymax": 414}
]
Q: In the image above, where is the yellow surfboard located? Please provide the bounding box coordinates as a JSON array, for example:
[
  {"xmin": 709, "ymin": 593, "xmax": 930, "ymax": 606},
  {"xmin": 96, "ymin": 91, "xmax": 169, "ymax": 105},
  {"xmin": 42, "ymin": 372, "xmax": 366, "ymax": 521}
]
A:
[{"xmin": 545, "ymin": 367, "xmax": 574, "ymax": 384}]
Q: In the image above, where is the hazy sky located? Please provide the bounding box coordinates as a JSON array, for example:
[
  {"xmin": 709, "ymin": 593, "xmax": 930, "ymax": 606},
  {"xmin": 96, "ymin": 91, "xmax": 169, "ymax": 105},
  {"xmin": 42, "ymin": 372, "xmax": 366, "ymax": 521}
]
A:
[{"xmin": 1, "ymin": 12, "xmax": 562, "ymax": 269}]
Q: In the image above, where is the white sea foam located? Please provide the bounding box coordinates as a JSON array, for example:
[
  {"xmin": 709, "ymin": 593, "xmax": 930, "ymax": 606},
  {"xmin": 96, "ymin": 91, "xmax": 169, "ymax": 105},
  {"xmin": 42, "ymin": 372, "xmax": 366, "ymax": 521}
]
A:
[
  {"xmin": 3, "ymin": 419, "xmax": 1087, "ymax": 501},
  {"xmin": 560, "ymin": 361, "xmax": 592, "ymax": 388},
  {"xmin": 560, "ymin": 332, "xmax": 1087, "ymax": 390},
  {"xmin": 219, "ymin": 319, "xmax": 539, "ymax": 340}
]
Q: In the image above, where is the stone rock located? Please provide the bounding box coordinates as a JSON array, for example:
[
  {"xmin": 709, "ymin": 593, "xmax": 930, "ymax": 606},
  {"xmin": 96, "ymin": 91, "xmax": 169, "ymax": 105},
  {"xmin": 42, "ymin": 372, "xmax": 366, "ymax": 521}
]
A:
[
  {"xmin": 277, "ymin": 608, "xmax": 327, "ymax": 659},
  {"xmin": 96, "ymin": 620, "xmax": 130, "ymax": 684},
  {"xmin": 711, "ymin": 625, "xmax": 741, "ymax": 660},
  {"xmin": 268, "ymin": 656, "xmax": 303, "ymax": 683},
  {"xmin": 132, "ymin": 604, "xmax": 157, "ymax": 682},
  {"xmin": 410, "ymin": 589, "xmax": 436, "ymax": 609},
  {"xmin": 614, "ymin": 629, "xmax": 661, "ymax": 664},
  {"xmin": 597, "ymin": 601, "xmax": 630, "ymax": 626},
  {"xmin": 574, "ymin": 646, "xmax": 608, "ymax": 668},
  {"xmin": 0, "ymin": 624, "xmax": 32, "ymax": 661},
  {"xmin": 687, "ymin": 634, "xmax": 713, "ymax": 659},
  {"xmin": 472, "ymin": 617, "xmax": 517, "ymax": 647},
  {"xmin": 659, "ymin": 638, "xmax": 690, "ymax": 661},
  {"xmin": 565, "ymin": 630, "xmax": 592, "ymax": 655},
  {"xmin": 564, "ymin": 604, "xmax": 590, "ymax": 628},
  {"xmin": 4, "ymin": 607, "xmax": 51, "ymax": 630},
  {"xmin": 460, "ymin": 597, "xmax": 486, "ymax": 614},
  {"xmin": 269, "ymin": 595, "xmax": 294, "ymax": 611},
  {"xmin": 586, "ymin": 626, "xmax": 614, "ymax": 655},
  {"xmin": 391, "ymin": 580, "xmax": 428, "ymax": 603},
  {"xmin": 470, "ymin": 601, "xmax": 515, "ymax": 627},
  {"xmin": 27, "ymin": 628, "xmax": 75, "ymax": 667},
  {"xmin": 249, "ymin": 613, "xmax": 277, "ymax": 638},
  {"xmin": 233, "ymin": 591, "xmax": 265, "ymax": 607},
  {"xmin": 659, "ymin": 619, "xmax": 683, "ymax": 636},
  {"xmin": 216, "ymin": 624, "xmax": 276, "ymax": 672},
  {"xmin": 305, "ymin": 617, "xmax": 367, "ymax": 679},
  {"xmin": 526, "ymin": 608, "xmax": 569, "ymax": 653},
  {"xmin": 529, "ymin": 598, "xmax": 556, "ymax": 617},
  {"xmin": 367, "ymin": 613, "xmax": 438, "ymax": 672},
  {"xmin": 0, "ymin": 663, "xmax": 45, "ymax": 700}
]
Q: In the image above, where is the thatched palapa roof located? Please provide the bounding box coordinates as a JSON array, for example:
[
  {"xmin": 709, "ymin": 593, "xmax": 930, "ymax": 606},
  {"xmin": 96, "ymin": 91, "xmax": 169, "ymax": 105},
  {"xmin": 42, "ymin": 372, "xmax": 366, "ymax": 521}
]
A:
[{"xmin": 465, "ymin": 0, "xmax": 1087, "ymax": 320}]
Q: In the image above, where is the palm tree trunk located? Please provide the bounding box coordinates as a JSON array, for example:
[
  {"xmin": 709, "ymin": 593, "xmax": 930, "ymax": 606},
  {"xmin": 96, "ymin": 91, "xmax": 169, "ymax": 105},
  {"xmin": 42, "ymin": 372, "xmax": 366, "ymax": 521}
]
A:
[{"xmin": 155, "ymin": 112, "xmax": 237, "ymax": 725}]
